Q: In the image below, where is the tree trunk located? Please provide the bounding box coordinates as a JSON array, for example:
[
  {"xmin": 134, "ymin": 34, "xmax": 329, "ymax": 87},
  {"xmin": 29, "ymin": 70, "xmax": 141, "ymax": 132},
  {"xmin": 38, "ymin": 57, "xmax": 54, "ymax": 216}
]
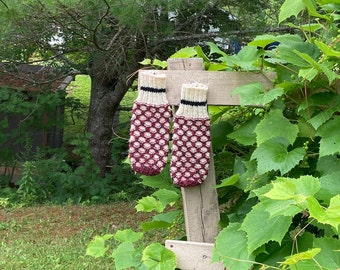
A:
[
  {"xmin": 86, "ymin": 61, "xmax": 138, "ymax": 177},
  {"xmin": 86, "ymin": 72, "xmax": 132, "ymax": 176}
]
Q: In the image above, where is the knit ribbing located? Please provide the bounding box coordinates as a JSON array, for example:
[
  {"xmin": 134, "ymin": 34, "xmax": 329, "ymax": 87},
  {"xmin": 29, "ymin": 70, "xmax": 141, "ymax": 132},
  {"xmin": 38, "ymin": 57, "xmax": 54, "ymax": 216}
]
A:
[{"xmin": 176, "ymin": 83, "xmax": 209, "ymax": 118}]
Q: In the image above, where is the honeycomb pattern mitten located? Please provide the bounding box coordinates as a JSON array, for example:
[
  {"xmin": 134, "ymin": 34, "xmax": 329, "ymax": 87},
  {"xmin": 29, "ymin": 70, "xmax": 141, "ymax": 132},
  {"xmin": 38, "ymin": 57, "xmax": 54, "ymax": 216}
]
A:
[
  {"xmin": 129, "ymin": 72, "xmax": 171, "ymax": 176},
  {"xmin": 170, "ymin": 83, "xmax": 211, "ymax": 187}
]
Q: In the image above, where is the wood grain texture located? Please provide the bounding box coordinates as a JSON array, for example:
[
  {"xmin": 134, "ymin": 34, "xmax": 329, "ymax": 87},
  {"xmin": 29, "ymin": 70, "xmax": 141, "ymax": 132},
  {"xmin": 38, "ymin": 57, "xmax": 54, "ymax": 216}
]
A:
[
  {"xmin": 165, "ymin": 240, "xmax": 224, "ymax": 270},
  {"xmin": 167, "ymin": 58, "xmax": 220, "ymax": 243},
  {"xmin": 140, "ymin": 62, "xmax": 275, "ymax": 106}
]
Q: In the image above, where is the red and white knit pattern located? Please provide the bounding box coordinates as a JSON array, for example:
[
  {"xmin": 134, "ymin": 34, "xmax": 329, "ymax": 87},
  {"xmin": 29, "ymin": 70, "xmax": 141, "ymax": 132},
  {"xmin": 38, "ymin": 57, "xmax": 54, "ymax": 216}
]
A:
[
  {"xmin": 170, "ymin": 83, "xmax": 210, "ymax": 187},
  {"xmin": 129, "ymin": 72, "xmax": 170, "ymax": 176}
]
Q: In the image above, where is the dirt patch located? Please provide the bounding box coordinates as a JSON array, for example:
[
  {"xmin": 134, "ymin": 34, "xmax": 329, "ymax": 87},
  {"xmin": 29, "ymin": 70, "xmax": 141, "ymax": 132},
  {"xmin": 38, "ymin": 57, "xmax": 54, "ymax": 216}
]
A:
[{"xmin": 0, "ymin": 203, "xmax": 152, "ymax": 239}]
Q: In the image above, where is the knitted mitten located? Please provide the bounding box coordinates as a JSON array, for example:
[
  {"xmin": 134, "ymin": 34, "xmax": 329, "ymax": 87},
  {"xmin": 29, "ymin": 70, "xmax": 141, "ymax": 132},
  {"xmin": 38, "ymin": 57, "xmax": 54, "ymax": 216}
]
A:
[
  {"xmin": 170, "ymin": 83, "xmax": 211, "ymax": 187},
  {"xmin": 129, "ymin": 72, "xmax": 171, "ymax": 176}
]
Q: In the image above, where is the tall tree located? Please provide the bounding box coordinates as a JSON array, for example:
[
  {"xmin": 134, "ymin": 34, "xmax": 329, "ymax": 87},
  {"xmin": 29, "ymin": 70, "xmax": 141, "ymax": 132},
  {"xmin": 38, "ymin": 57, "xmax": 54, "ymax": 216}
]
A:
[{"xmin": 0, "ymin": 0, "xmax": 280, "ymax": 176}]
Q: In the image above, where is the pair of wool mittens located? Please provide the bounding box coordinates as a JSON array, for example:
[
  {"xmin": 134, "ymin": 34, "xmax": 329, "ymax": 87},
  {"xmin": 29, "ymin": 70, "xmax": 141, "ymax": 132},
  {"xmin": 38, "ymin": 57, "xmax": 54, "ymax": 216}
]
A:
[{"xmin": 128, "ymin": 71, "xmax": 211, "ymax": 187}]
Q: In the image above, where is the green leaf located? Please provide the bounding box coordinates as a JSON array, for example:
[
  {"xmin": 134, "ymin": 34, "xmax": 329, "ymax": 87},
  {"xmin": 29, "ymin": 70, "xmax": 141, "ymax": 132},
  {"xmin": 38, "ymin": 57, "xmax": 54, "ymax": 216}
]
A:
[
  {"xmin": 307, "ymin": 195, "xmax": 340, "ymax": 232},
  {"xmin": 211, "ymin": 120, "xmax": 233, "ymax": 150},
  {"xmin": 219, "ymin": 46, "xmax": 261, "ymax": 71},
  {"xmin": 249, "ymin": 34, "xmax": 302, "ymax": 48},
  {"xmin": 195, "ymin": 45, "xmax": 210, "ymax": 62},
  {"xmin": 142, "ymin": 243, "xmax": 177, "ymax": 270},
  {"xmin": 314, "ymin": 39, "xmax": 340, "ymax": 57},
  {"xmin": 215, "ymin": 174, "xmax": 239, "ymax": 188},
  {"xmin": 141, "ymin": 220, "xmax": 171, "ymax": 231},
  {"xmin": 294, "ymin": 49, "xmax": 338, "ymax": 83},
  {"xmin": 228, "ymin": 116, "xmax": 260, "ymax": 146},
  {"xmin": 317, "ymin": 171, "xmax": 340, "ymax": 203},
  {"xmin": 170, "ymin": 46, "xmax": 197, "ymax": 58},
  {"xmin": 280, "ymin": 248, "xmax": 321, "ymax": 266},
  {"xmin": 207, "ymin": 62, "xmax": 229, "ymax": 71},
  {"xmin": 286, "ymin": 22, "xmax": 322, "ymax": 32},
  {"xmin": 261, "ymin": 197, "xmax": 301, "ymax": 218},
  {"xmin": 252, "ymin": 137, "xmax": 305, "ymax": 175},
  {"xmin": 248, "ymin": 34, "xmax": 277, "ymax": 48},
  {"xmin": 136, "ymin": 196, "xmax": 164, "ymax": 213},
  {"xmin": 152, "ymin": 210, "xmax": 182, "ymax": 223},
  {"xmin": 152, "ymin": 189, "xmax": 180, "ymax": 207},
  {"xmin": 265, "ymin": 176, "xmax": 320, "ymax": 201},
  {"xmin": 255, "ymin": 109, "xmax": 299, "ymax": 145},
  {"xmin": 316, "ymin": 116, "xmax": 340, "ymax": 157},
  {"xmin": 241, "ymin": 203, "xmax": 292, "ymax": 254},
  {"xmin": 279, "ymin": 0, "xmax": 305, "ymax": 23},
  {"xmin": 140, "ymin": 166, "xmax": 178, "ymax": 192},
  {"xmin": 86, "ymin": 234, "xmax": 114, "ymax": 258},
  {"xmin": 212, "ymin": 223, "xmax": 255, "ymax": 270},
  {"xmin": 114, "ymin": 229, "xmax": 143, "ymax": 243},
  {"xmin": 112, "ymin": 242, "xmax": 141, "ymax": 270},
  {"xmin": 308, "ymin": 104, "xmax": 340, "ymax": 129},
  {"xmin": 139, "ymin": 59, "xmax": 151, "ymax": 65},
  {"xmin": 152, "ymin": 59, "xmax": 167, "ymax": 69},
  {"xmin": 317, "ymin": 155, "xmax": 340, "ymax": 176},
  {"xmin": 313, "ymin": 237, "xmax": 340, "ymax": 269},
  {"xmin": 207, "ymin": 42, "xmax": 227, "ymax": 57},
  {"xmin": 302, "ymin": 0, "xmax": 328, "ymax": 18},
  {"xmin": 232, "ymin": 82, "xmax": 283, "ymax": 106}
]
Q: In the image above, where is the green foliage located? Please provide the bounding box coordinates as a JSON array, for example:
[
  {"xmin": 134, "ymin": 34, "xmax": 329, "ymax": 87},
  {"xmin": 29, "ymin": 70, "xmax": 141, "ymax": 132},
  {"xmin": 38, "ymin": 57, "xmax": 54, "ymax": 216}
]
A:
[
  {"xmin": 86, "ymin": 166, "xmax": 183, "ymax": 269},
  {"xmin": 89, "ymin": 1, "xmax": 339, "ymax": 269},
  {"xmin": 0, "ymin": 87, "xmax": 66, "ymax": 162},
  {"xmin": 210, "ymin": 1, "xmax": 340, "ymax": 269}
]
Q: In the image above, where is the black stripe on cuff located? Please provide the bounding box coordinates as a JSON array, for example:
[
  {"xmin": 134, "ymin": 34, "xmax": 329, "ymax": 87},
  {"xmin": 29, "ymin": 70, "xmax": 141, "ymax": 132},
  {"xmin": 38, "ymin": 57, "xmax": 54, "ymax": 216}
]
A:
[
  {"xmin": 141, "ymin": 86, "xmax": 166, "ymax": 93},
  {"xmin": 180, "ymin": 99, "xmax": 207, "ymax": 106}
]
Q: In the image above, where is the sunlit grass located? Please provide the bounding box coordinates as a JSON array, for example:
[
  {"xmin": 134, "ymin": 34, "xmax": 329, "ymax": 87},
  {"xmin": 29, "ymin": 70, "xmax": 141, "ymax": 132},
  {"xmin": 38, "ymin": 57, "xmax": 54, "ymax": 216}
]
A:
[{"xmin": 0, "ymin": 203, "xmax": 152, "ymax": 270}]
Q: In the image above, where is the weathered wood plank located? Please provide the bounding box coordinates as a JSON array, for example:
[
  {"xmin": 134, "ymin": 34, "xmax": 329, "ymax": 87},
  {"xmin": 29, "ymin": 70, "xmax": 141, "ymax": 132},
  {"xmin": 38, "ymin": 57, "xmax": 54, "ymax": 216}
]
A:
[
  {"xmin": 167, "ymin": 58, "xmax": 220, "ymax": 243},
  {"xmin": 141, "ymin": 64, "xmax": 275, "ymax": 106},
  {"xmin": 165, "ymin": 240, "xmax": 224, "ymax": 270}
]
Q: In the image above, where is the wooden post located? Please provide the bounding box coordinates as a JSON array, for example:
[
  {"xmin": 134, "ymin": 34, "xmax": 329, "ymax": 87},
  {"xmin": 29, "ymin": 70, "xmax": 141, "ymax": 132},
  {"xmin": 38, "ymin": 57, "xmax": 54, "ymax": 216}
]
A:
[{"xmin": 167, "ymin": 58, "xmax": 221, "ymax": 243}]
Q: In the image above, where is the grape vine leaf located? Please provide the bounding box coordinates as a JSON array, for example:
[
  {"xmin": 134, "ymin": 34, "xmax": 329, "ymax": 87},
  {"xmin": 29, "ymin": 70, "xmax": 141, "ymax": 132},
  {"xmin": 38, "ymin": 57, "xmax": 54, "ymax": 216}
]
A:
[
  {"xmin": 307, "ymin": 195, "xmax": 340, "ymax": 232},
  {"xmin": 254, "ymin": 181, "xmax": 299, "ymax": 217},
  {"xmin": 86, "ymin": 234, "xmax": 114, "ymax": 258},
  {"xmin": 316, "ymin": 116, "xmax": 340, "ymax": 157},
  {"xmin": 280, "ymin": 248, "xmax": 321, "ymax": 267},
  {"xmin": 317, "ymin": 171, "xmax": 340, "ymax": 204},
  {"xmin": 254, "ymin": 109, "xmax": 298, "ymax": 145},
  {"xmin": 112, "ymin": 242, "xmax": 142, "ymax": 270},
  {"xmin": 228, "ymin": 116, "xmax": 259, "ymax": 146},
  {"xmin": 308, "ymin": 105, "xmax": 340, "ymax": 130},
  {"xmin": 170, "ymin": 46, "xmax": 197, "ymax": 58},
  {"xmin": 264, "ymin": 176, "xmax": 320, "ymax": 202},
  {"xmin": 140, "ymin": 165, "xmax": 178, "ymax": 191},
  {"xmin": 141, "ymin": 220, "xmax": 171, "ymax": 231},
  {"xmin": 317, "ymin": 155, "xmax": 340, "ymax": 176},
  {"xmin": 142, "ymin": 243, "xmax": 176, "ymax": 270},
  {"xmin": 152, "ymin": 189, "xmax": 180, "ymax": 207},
  {"xmin": 232, "ymin": 82, "xmax": 284, "ymax": 106},
  {"xmin": 136, "ymin": 196, "xmax": 164, "ymax": 213},
  {"xmin": 114, "ymin": 229, "xmax": 143, "ymax": 243},
  {"xmin": 240, "ymin": 203, "xmax": 292, "ymax": 254},
  {"xmin": 313, "ymin": 237, "xmax": 340, "ymax": 269},
  {"xmin": 279, "ymin": 0, "xmax": 305, "ymax": 23},
  {"xmin": 252, "ymin": 137, "xmax": 305, "ymax": 175},
  {"xmin": 212, "ymin": 223, "xmax": 255, "ymax": 270}
]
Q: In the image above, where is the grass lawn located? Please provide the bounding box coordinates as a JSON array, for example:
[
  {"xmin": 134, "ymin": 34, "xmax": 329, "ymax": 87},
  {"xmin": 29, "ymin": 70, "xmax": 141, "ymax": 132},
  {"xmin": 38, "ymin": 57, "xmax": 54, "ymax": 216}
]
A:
[{"xmin": 0, "ymin": 203, "xmax": 152, "ymax": 270}]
